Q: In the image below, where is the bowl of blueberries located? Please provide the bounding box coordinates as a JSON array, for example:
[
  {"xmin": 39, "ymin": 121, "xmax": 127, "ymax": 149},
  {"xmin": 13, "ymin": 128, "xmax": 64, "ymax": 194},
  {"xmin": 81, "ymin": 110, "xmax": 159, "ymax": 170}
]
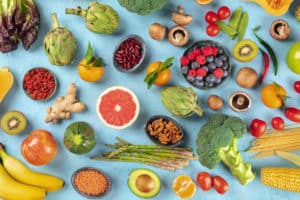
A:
[{"xmin": 180, "ymin": 40, "xmax": 231, "ymax": 89}]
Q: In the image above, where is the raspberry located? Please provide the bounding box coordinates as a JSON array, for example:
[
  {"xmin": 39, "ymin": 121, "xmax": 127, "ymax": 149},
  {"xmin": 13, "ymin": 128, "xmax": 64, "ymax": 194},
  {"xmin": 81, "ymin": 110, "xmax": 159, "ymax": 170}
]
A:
[
  {"xmin": 188, "ymin": 69, "xmax": 197, "ymax": 77},
  {"xmin": 213, "ymin": 47, "xmax": 219, "ymax": 56},
  {"xmin": 196, "ymin": 68, "xmax": 207, "ymax": 77},
  {"xmin": 193, "ymin": 48, "xmax": 202, "ymax": 56},
  {"xmin": 202, "ymin": 46, "xmax": 214, "ymax": 56},
  {"xmin": 187, "ymin": 52, "xmax": 197, "ymax": 61},
  {"xmin": 213, "ymin": 68, "xmax": 224, "ymax": 78},
  {"xmin": 180, "ymin": 56, "xmax": 190, "ymax": 66},
  {"xmin": 196, "ymin": 55, "xmax": 206, "ymax": 65}
]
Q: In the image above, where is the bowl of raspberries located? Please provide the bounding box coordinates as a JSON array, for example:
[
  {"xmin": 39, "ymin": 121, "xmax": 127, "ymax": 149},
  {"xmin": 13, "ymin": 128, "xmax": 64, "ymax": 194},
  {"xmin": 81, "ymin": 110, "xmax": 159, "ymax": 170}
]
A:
[{"xmin": 180, "ymin": 40, "xmax": 231, "ymax": 89}]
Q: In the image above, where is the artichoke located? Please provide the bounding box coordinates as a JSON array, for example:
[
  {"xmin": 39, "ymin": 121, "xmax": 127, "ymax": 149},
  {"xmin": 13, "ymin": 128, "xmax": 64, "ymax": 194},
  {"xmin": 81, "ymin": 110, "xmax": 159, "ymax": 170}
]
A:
[
  {"xmin": 65, "ymin": 1, "xmax": 119, "ymax": 34},
  {"xmin": 0, "ymin": 0, "xmax": 40, "ymax": 53},
  {"xmin": 44, "ymin": 13, "xmax": 77, "ymax": 66},
  {"xmin": 161, "ymin": 86, "xmax": 203, "ymax": 117}
]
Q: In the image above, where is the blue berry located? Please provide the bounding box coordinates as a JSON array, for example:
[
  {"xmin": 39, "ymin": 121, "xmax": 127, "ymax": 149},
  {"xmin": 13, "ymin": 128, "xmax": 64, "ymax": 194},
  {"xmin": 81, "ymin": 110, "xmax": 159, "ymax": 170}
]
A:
[
  {"xmin": 181, "ymin": 66, "xmax": 189, "ymax": 75},
  {"xmin": 206, "ymin": 55, "xmax": 214, "ymax": 63},
  {"xmin": 218, "ymin": 49, "xmax": 224, "ymax": 54},
  {"xmin": 191, "ymin": 62, "xmax": 200, "ymax": 69},
  {"xmin": 214, "ymin": 58, "xmax": 223, "ymax": 68},
  {"xmin": 196, "ymin": 76, "xmax": 203, "ymax": 81},
  {"xmin": 219, "ymin": 55, "xmax": 228, "ymax": 62},
  {"xmin": 208, "ymin": 62, "xmax": 216, "ymax": 71},
  {"xmin": 187, "ymin": 75, "xmax": 195, "ymax": 82},
  {"xmin": 194, "ymin": 80, "xmax": 204, "ymax": 87},
  {"xmin": 223, "ymin": 71, "xmax": 229, "ymax": 77},
  {"xmin": 215, "ymin": 78, "xmax": 222, "ymax": 84},
  {"xmin": 222, "ymin": 63, "xmax": 229, "ymax": 70}
]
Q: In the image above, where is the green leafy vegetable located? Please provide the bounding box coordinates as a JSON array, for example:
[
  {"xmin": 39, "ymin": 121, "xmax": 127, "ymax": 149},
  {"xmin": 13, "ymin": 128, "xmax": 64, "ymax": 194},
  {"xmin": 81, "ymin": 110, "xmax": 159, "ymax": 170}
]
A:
[
  {"xmin": 117, "ymin": 0, "xmax": 169, "ymax": 15},
  {"xmin": 196, "ymin": 114, "xmax": 255, "ymax": 185}
]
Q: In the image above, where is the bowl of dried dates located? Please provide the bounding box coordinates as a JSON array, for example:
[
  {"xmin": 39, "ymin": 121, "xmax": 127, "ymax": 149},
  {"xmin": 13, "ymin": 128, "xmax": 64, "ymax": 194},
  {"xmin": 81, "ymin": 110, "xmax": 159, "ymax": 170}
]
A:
[
  {"xmin": 113, "ymin": 34, "xmax": 146, "ymax": 72},
  {"xmin": 180, "ymin": 40, "xmax": 232, "ymax": 89},
  {"xmin": 144, "ymin": 115, "xmax": 184, "ymax": 147}
]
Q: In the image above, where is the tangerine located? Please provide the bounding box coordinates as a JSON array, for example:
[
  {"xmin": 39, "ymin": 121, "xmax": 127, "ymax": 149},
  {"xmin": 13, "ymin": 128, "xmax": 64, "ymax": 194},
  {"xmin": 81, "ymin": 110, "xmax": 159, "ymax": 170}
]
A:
[{"xmin": 172, "ymin": 175, "xmax": 196, "ymax": 199}]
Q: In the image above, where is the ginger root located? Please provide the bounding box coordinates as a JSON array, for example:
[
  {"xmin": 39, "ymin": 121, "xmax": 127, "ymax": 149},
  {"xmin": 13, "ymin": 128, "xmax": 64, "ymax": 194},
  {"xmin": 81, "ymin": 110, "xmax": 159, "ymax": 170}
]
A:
[{"xmin": 45, "ymin": 83, "xmax": 85, "ymax": 123}]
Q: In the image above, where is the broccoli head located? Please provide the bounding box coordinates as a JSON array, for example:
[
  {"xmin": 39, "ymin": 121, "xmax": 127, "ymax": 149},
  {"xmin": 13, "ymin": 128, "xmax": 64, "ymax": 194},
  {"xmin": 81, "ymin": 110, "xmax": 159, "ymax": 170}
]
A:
[{"xmin": 196, "ymin": 114, "xmax": 255, "ymax": 185}]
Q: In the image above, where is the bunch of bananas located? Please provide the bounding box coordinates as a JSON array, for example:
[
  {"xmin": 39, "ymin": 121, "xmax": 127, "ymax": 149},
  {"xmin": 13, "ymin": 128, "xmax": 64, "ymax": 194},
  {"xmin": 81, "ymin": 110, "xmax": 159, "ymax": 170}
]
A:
[{"xmin": 0, "ymin": 144, "xmax": 64, "ymax": 200}]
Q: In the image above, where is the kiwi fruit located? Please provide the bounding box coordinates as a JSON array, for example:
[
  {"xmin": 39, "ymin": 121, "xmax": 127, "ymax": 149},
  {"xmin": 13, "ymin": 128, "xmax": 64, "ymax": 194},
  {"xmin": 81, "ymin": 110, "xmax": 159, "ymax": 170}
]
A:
[
  {"xmin": 232, "ymin": 39, "xmax": 259, "ymax": 62},
  {"xmin": 0, "ymin": 111, "xmax": 27, "ymax": 135}
]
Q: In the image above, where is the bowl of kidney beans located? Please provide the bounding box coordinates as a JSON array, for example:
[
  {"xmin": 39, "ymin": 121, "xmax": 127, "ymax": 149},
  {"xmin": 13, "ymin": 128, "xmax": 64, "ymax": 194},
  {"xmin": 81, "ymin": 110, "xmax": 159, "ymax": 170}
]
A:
[
  {"xmin": 113, "ymin": 34, "xmax": 146, "ymax": 72},
  {"xmin": 180, "ymin": 40, "xmax": 232, "ymax": 89},
  {"xmin": 23, "ymin": 67, "xmax": 57, "ymax": 101}
]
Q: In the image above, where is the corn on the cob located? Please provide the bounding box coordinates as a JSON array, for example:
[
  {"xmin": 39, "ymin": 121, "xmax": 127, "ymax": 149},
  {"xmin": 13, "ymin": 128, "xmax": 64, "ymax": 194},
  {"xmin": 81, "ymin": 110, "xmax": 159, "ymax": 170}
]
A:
[{"xmin": 261, "ymin": 167, "xmax": 300, "ymax": 192}]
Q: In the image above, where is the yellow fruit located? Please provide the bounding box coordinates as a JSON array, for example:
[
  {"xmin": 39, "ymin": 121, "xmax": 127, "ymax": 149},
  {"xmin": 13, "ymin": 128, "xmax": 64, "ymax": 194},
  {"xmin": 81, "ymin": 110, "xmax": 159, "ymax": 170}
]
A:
[
  {"xmin": 195, "ymin": 0, "xmax": 213, "ymax": 4},
  {"xmin": 172, "ymin": 175, "xmax": 196, "ymax": 199},
  {"xmin": 261, "ymin": 83, "xmax": 287, "ymax": 108},
  {"xmin": 78, "ymin": 58, "xmax": 105, "ymax": 82},
  {"xmin": 0, "ymin": 67, "xmax": 14, "ymax": 103},
  {"xmin": 244, "ymin": 0, "xmax": 293, "ymax": 16},
  {"xmin": 0, "ymin": 164, "xmax": 46, "ymax": 200},
  {"xmin": 0, "ymin": 146, "xmax": 64, "ymax": 192},
  {"xmin": 146, "ymin": 61, "xmax": 171, "ymax": 86}
]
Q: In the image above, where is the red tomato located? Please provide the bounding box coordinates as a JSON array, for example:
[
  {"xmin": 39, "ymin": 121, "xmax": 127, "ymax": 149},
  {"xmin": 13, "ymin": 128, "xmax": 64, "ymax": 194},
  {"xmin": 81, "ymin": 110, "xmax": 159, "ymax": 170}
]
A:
[
  {"xmin": 206, "ymin": 24, "xmax": 220, "ymax": 37},
  {"xmin": 205, "ymin": 11, "xmax": 219, "ymax": 24},
  {"xmin": 284, "ymin": 107, "xmax": 300, "ymax": 122},
  {"xmin": 294, "ymin": 81, "xmax": 300, "ymax": 94},
  {"xmin": 271, "ymin": 117, "xmax": 285, "ymax": 131},
  {"xmin": 217, "ymin": 6, "xmax": 231, "ymax": 20},
  {"xmin": 21, "ymin": 129, "xmax": 58, "ymax": 166},
  {"xmin": 213, "ymin": 176, "xmax": 229, "ymax": 194},
  {"xmin": 196, "ymin": 172, "xmax": 212, "ymax": 191},
  {"xmin": 250, "ymin": 119, "xmax": 267, "ymax": 137}
]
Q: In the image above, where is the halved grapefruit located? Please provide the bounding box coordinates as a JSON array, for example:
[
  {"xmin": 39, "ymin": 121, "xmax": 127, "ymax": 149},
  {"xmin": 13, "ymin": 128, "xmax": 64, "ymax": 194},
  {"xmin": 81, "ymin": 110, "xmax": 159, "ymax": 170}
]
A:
[{"xmin": 96, "ymin": 86, "xmax": 140, "ymax": 129}]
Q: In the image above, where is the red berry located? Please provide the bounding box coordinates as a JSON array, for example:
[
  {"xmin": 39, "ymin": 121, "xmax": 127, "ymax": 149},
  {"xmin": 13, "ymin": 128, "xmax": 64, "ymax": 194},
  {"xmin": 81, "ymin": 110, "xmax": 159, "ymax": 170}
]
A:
[
  {"xmin": 187, "ymin": 52, "xmax": 197, "ymax": 61},
  {"xmin": 196, "ymin": 55, "xmax": 206, "ymax": 65},
  {"xmin": 213, "ymin": 68, "xmax": 224, "ymax": 78},
  {"xmin": 202, "ymin": 46, "xmax": 214, "ymax": 56},
  {"xmin": 180, "ymin": 56, "xmax": 190, "ymax": 66},
  {"xmin": 213, "ymin": 47, "xmax": 219, "ymax": 56},
  {"xmin": 193, "ymin": 48, "xmax": 202, "ymax": 56},
  {"xmin": 197, "ymin": 68, "xmax": 207, "ymax": 77},
  {"xmin": 188, "ymin": 69, "xmax": 197, "ymax": 77}
]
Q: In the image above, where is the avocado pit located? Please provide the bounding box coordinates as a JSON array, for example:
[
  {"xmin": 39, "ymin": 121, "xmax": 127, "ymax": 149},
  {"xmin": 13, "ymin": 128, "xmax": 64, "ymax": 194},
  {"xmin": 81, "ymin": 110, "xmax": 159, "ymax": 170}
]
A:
[{"xmin": 135, "ymin": 174, "xmax": 154, "ymax": 193}]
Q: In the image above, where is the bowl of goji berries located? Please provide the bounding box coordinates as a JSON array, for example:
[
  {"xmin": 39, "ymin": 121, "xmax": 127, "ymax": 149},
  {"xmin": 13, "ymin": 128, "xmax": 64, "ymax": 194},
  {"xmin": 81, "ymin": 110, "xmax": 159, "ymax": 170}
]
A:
[
  {"xmin": 180, "ymin": 40, "xmax": 232, "ymax": 89},
  {"xmin": 23, "ymin": 67, "xmax": 57, "ymax": 101},
  {"xmin": 113, "ymin": 34, "xmax": 146, "ymax": 73}
]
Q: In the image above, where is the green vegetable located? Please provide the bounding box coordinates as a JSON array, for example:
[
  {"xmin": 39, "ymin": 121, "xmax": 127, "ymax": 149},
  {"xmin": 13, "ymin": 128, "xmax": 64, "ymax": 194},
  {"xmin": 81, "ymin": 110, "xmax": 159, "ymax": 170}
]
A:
[
  {"xmin": 252, "ymin": 26, "xmax": 278, "ymax": 75},
  {"xmin": 196, "ymin": 114, "xmax": 255, "ymax": 185},
  {"xmin": 0, "ymin": 0, "xmax": 40, "ymax": 53},
  {"xmin": 65, "ymin": 1, "xmax": 119, "ymax": 34},
  {"xmin": 161, "ymin": 86, "xmax": 203, "ymax": 117},
  {"xmin": 237, "ymin": 12, "xmax": 249, "ymax": 41},
  {"xmin": 117, "ymin": 0, "xmax": 169, "ymax": 15},
  {"xmin": 228, "ymin": 6, "xmax": 243, "ymax": 30},
  {"xmin": 91, "ymin": 137, "xmax": 196, "ymax": 171},
  {"xmin": 216, "ymin": 21, "xmax": 237, "ymax": 39},
  {"xmin": 44, "ymin": 13, "xmax": 77, "ymax": 66},
  {"xmin": 64, "ymin": 121, "xmax": 96, "ymax": 154}
]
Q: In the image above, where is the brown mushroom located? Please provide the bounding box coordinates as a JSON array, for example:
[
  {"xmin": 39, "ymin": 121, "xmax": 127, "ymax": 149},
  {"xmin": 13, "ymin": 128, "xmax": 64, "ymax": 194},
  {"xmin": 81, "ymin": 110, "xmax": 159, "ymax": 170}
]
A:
[
  {"xmin": 269, "ymin": 19, "xmax": 290, "ymax": 40},
  {"xmin": 149, "ymin": 23, "xmax": 166, "ymax": 40},
  {"xmin": 207, "ymin": 95, "xmax": 223, "ymax": 111},
  {"xmin": 228, "ymin": 91, "xmax": 252, "ymax": 112},
  {"xmin": 236, "ymin": 67, "xmax": 258, "ymax": 88},
  {"xmin": 168, "ymin": 25, "xmax": 189, "ymax": 47},
  {"xmin": 172, "ymin": 6, "xmax": 193, "ymax": 26}
]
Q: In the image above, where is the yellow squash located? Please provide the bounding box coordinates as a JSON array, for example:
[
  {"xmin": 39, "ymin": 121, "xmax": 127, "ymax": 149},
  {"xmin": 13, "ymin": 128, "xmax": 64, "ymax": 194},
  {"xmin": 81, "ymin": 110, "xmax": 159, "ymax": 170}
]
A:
[
  {"xmin": 0, "ymin": 67, "xmax": 14, "ymax": 103},
  {"xmin": 244, "ymin": 0, "xmax": 293, "ymax": 16}
]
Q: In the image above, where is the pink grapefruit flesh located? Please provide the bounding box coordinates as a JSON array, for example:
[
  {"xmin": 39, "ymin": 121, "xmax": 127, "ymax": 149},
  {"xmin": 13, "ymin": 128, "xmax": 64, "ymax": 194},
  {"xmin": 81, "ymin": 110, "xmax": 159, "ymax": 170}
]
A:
[{"xmin": 96, "ymin": 86, "xmax": 140, "ymax": 129}]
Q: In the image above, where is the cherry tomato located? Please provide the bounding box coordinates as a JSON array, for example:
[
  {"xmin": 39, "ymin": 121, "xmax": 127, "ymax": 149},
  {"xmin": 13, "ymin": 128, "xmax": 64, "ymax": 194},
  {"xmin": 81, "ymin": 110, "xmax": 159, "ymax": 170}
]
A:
[
  {"xmin": 284, "ymin": 107, "xmax": 300, "ymax": 122},
  {"xmin": 250, "ymin": 119, "xmax": 267, "ymax": 137},
  {"xmin": 213, "ymin": 176, "xmax": 229, "ymax": 194},
  {"xmin": 271, "ymin": 117, "xmax": 285, "ymax": 131},
  {"xmin": 21, "ymin": 129, "xmax": 58, "ymax": 166},
  {"xmin": 294, "ymin": 81, "xmax": 300, "ymax": 94},
  {"xmin": 196, "ymin": 172, "xmax": 212, "ymax": 191},
  {"xmin": 206, "ymin": 24, "xmax": 220, "ymax": 37},
  {"xmin": 205, "ymin": 11, "xmax": 219, "ymax": 24},
  {"xmin": 217, "ymin": 6, "xmax": 231, "ymax": 20}
]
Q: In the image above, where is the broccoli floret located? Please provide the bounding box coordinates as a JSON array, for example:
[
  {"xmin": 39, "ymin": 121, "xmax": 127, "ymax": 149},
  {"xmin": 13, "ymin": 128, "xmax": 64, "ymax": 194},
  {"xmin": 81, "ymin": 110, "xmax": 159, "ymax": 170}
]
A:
[{"xmin": 196, "ymin": 114, "xmax": 255, "ymax": 185}]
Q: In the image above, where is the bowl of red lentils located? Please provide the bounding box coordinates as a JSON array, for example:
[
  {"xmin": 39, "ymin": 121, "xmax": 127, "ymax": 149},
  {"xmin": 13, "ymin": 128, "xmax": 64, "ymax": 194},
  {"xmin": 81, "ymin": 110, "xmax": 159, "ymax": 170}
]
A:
[
  {"xmin": 71, "ymin": 167, "xmax": 111, "ymax": 199},
  {"xmin": 22, "ymin": 67, "xmax": 57, "ymax": 101},
  {"xmin": 113, "ymin": 34, "xmax": 146, "ymax": 72}
]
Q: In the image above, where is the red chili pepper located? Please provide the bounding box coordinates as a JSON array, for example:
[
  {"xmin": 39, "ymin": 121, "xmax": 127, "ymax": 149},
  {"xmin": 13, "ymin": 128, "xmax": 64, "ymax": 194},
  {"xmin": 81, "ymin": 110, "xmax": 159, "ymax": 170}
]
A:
[{"xmin": 260, "ymin": 49, "xmax": 270, "ymax": 84}]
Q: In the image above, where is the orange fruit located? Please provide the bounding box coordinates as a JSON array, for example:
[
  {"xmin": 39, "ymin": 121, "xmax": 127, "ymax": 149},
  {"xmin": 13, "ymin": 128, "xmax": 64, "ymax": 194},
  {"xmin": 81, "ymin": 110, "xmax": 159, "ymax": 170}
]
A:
[
  {"xmin": 195, "ymin": 0, "xmax": 213, "ymax": 5},
  {"xmin": 146, "ymin": 61, "xmax": 171, "ymax": 86},
  {"xmin": 78, "ymin": 58, "xmax": 105, "ymax": 82},
  {"xmin": 261, "ymin": 83, "xmax": 287, "ymax": 108},
  {"xmin": 172, "ymin": 175, "xmax": 196, "ymax": 199}
]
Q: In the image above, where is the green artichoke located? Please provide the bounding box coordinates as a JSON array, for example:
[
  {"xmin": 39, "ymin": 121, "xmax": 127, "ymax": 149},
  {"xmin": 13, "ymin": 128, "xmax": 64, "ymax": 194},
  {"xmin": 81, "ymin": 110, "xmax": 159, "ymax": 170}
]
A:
[
  {"xmin": 161, "ymin": 86, "xmax": 203, "ymax": 117},
  {"xmin": 65, "ymin": 1, "xmax": 119, "ymax": 34},
  {"xmin": 44, "ymin": 13, "xmax": 77, "ymax": 66}
]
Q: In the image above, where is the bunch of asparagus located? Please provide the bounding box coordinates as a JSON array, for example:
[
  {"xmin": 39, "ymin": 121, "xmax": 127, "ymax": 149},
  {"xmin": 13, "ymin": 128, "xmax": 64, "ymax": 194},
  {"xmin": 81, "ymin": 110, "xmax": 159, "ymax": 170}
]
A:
[{"xmin": 91, "ymin": 137, "xmax": 196, "ymax": 171}]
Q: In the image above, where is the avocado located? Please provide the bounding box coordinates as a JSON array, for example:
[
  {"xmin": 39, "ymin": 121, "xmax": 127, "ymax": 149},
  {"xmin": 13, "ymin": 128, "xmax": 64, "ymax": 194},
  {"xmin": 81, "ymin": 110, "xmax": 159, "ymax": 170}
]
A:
[{"xmin": 128, "ymin": 168, "xmax": 161, "ymax": 198}]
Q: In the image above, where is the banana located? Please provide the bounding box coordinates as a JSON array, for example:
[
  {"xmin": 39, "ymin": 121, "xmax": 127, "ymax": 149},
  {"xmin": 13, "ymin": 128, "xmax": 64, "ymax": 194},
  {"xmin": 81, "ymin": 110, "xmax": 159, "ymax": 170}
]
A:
[
  {"xmin": 0, "ymin": 145, "xmax": 64, "ymax": 192},
  {"xmin": 0, "ymin": 163, "xmax": 46, "ymax": 200}
]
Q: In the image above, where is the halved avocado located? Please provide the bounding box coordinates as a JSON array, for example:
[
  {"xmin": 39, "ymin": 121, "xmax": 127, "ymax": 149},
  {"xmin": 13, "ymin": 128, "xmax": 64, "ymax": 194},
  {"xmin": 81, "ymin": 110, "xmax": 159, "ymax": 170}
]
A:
[{"xmin": 128, "ymin": 168, "xmax": 161, "ymax": 198}]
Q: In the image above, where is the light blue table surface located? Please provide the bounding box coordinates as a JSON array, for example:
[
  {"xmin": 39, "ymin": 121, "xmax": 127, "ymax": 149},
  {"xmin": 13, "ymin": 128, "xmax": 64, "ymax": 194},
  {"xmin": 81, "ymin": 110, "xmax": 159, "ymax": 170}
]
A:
[{"xmin": 1, "ymin": 0, "xmax": 300, "ymax": 199}]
